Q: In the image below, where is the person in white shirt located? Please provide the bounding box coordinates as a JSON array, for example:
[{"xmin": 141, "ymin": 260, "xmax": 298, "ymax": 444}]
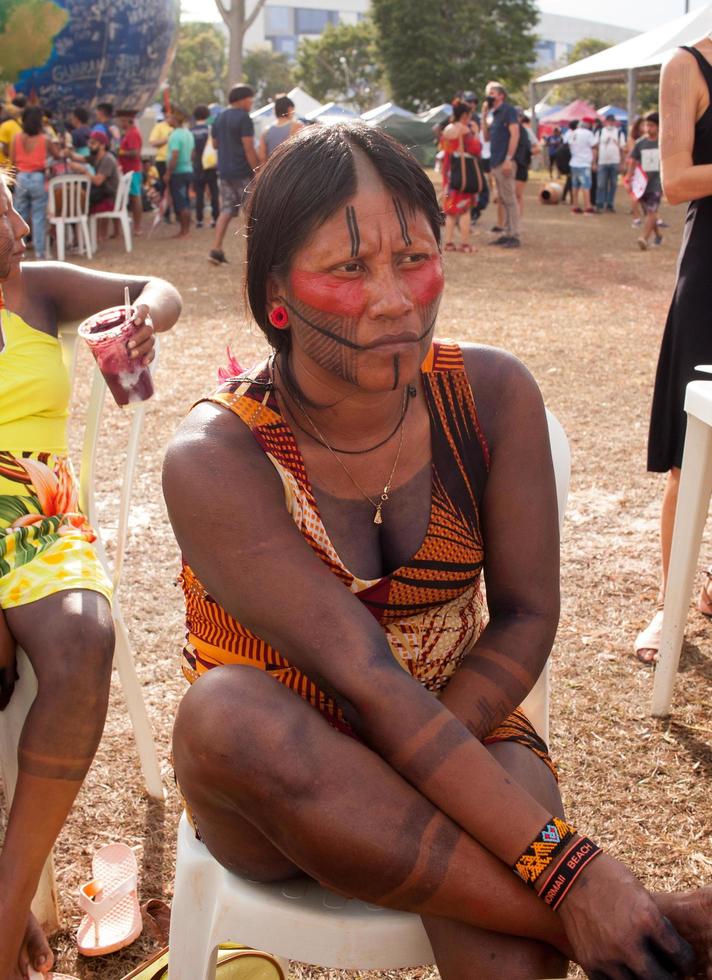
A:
[
  {"xmin": 594, "ymin": 113, "xmax": 626, "ymax": 212},
  {"xmin": 565, "ymin": 119, "xmax": 597, "ymax": 213}
]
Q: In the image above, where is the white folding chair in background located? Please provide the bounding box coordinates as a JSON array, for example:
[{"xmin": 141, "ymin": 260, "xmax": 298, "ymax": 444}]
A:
[
  {"xmin": 0, "ymin": 324, "xmax": 164, "ymax": 932},
  {"xmin": 47, "ymin": 175, "xmax": 93, "ymax": 262},
  {"xmin": 89, "ymin": 170, "xmax": 133, "ymax": 254},
  {"xmin": 652, "ymin": 378, "xmax": 712, "ymax": 716},
  {"xmin": 167, "ymin": 410, "xmax": 571, "ymax": 980}
]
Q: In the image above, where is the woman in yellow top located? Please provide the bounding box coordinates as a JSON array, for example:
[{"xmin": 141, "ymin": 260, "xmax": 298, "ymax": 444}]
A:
[{"xmin": 0, "ymin": 172, "xmax": 181, "ymax": 978}]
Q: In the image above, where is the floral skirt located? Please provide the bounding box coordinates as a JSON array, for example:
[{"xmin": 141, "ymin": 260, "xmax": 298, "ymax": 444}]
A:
[{"xmin": 0, "ymin": 451, "xmax": 112, "ymax": 610}]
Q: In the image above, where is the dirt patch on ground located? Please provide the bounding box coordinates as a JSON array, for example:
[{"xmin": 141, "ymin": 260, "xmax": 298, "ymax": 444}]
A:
[{"xmin": 6, "ymin": 172, "xmax": 712, "ymax": 979}]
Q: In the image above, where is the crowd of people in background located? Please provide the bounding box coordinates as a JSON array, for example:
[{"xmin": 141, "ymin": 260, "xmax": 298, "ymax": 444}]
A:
[
  {"xmin": 0, "ymin": 88, "xmax": 264, "ymax": 259},
  {"xmin": 433, "ymin": 87, "xmax": 662, "ymax": 254},
  {"xmin": 0, "ymin": 83, "xmax": 664, "ymax": 263}
]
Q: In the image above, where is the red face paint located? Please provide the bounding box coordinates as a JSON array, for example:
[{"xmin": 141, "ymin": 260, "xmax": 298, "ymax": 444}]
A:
[
  {"xmin": 290, "ymin": 270, "xmax": 366, "ymax": 318},
  {"xmin": 405, "ymin": 256, "xmax": 445, "ymax": 306}
]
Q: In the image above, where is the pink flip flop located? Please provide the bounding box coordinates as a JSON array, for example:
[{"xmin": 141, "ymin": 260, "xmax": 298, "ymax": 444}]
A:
[{"xmin": 77, "ymin": 843, "xmax": 142, "ymax": 956}]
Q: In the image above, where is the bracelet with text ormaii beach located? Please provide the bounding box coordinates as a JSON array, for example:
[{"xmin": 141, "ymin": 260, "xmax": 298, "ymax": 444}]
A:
[
  {"xmin": 512, "ymin": 816, "xmax": 577, "ymax": 885},
  {"xmin": 537, "ymin": 836, "xmax": 602, "ymax": 910}
]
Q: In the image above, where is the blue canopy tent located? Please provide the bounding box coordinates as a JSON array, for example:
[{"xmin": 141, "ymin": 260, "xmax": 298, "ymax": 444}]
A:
[{"xmin": 597, "ymin": 104, "xmax": 628, "ymax": 122}]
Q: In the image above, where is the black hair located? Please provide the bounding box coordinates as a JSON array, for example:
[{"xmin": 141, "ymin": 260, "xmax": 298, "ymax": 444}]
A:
[
  {"xmin": 228, "ymin": 84, "xmax": 254, "ymax": 104},
  {"xmin": 644, "ymin": 111, "xmax": 659, "ymax": 125},
  {"xmin": 11, "ymin": 94, "xmax": 26, "ymax": 109},
  {"xmin": 96, "ymin": 102, "xmax": 113, "ymax": 117},
  {"xmin": 21, "ymin": 106, "xmax": 44, "ymax": 136},
  {"xmin": 274, "ymin": 94, "xmax": 294, "ymax": 119},
  {"xmin": 245, "ymin": 122, "xmax": 443, "ymax": 352},
  {"xmin": 193, "ymin": 104, "xmax": 209, "ymax": 121},
  {"xmin": 73, "ymin": 106, "xmax": 89, "ymax": 124},
  {"xmin": 452, "ymin": 103, "xmax": 471, "ymax": 122},
  {"xmin": 569, "ymin": 119, "xmax": 578, "ymax": 130}
]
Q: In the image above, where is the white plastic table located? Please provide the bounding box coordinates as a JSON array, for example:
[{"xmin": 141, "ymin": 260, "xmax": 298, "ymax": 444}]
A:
[{"xmin": 652, "ymin": 379, "xmax": 712, "ymax": 715}]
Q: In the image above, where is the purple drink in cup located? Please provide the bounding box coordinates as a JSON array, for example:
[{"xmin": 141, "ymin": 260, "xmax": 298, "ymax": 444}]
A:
[{"xmin": 78, "ymin": 305, "xmax": 154, "ymax": 406}]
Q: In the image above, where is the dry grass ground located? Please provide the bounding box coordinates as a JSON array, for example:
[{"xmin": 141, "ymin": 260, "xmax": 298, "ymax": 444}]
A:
[{"xmin": 5, "ymin": 170, "xmax": 712, "ymax": 979}]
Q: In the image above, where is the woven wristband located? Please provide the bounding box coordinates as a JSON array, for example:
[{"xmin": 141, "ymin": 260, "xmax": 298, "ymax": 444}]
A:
[
  {"xmin": 512, "ymin": 817, "xmax": 577, "ymax": 885},
  {"xmin": 537, "ymin": 837, "xmax": 602, "ymax": 910}
]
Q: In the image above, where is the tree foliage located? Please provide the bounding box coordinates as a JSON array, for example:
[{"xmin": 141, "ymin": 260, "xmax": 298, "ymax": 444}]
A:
[
  {"xmin": 554, "ymin": 37, "xmax": 658, "ymax": 114},
  {"xmin": 295, "ymin": 20, "xmax": 384, "ymax": 112},
  {"xmin": 167, "ymin": 22, "xmax": 227, "ymax": 112},
  {"xmin": 371, "ymin": 0, "xmax": 538, "ymax": 111},
  {"xmin": 244, "ymin": 48, "xmax": 295, "ymax": 106}
]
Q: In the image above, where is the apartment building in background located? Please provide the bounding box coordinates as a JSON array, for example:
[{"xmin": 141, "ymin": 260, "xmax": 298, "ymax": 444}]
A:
[
  {"xmin": 534, "ymin": 12, "xmax": 635, "ymax": 68},
  {"xmin": 242, "ymin": 0, "xmax": 370, "ymax": 57}
]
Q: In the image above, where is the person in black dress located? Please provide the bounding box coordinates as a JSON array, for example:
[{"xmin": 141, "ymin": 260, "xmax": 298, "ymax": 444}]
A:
[{"xmin": 636, "ymin": 40, "xmax": 712, "ymax": 662}]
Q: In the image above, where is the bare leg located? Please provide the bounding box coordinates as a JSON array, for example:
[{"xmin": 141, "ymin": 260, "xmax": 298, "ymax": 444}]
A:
[
  {"xmin": 515, "ymin": 180, "xmax": 525, "ymax": 217},
  {"xmin": 212, "ymin": 211, "xmax": 232, "ymax": 252},
  {"xmin": 174, "ymin": 211, "xmax": 190, "ymax": 238},
  {"xmin": 1, "ymin": 590, "xmax": 114, "ymax": 978},
  {"xmin": 444, "ymin": 214, "xmax": 457, "ymax": 248},
  {"xmin": 130, "ymin": 195, "xmax": 142, "ymax": 234},
  {"xmin": 173, "ymin": 666, "xmax": 571, "ymax": 956},
  {"xmin": 421, "ymin": 741, "xmax": 567, "ymax": 979},
  {"xmin": 660, "ymin": 467, "xmax": 681, "ymax": 599},
  {"xmin": 641, "ymin": 210, "xmax": 657, "ymax": 245}
]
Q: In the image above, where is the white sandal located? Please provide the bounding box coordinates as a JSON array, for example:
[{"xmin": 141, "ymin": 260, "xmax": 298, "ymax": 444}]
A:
[{"xmin": 634, "ymin": 609, "xmax": 664, "ymax": 664}]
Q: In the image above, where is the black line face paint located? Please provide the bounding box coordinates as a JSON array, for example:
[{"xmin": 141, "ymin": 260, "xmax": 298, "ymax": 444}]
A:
[
  {"xmin": 284, "ymin": 294, "xmax": 361, "ymax": 384},
  {"xmin": 393, "ymin": 197, "xmax": 412, "ymax": 247},
  {"xmin": 285, "ymin": 290, "xmax": 439, "ymax": 388},
  {"xmin": 345, "ymin": 205, "xmax": 360, "ymax": 258}
]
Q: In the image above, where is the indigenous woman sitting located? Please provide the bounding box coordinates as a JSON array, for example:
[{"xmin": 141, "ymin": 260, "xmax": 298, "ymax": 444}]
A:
[
  {"xmin": 0, "ymin": 172, "xmax": 181, "ymax": 979},
  {"xmin": 164, "ymin": 124, "xmax": 712, "ymax": 980}
]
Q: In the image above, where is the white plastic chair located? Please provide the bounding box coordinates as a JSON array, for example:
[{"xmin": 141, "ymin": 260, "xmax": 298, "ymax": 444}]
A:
[
  {"xmin": 0, "ymin": 324, "xmax": 164, "ymax": 931},
  {"xmin": 651, "ymin": 379, "xmax": 712, "ymax": 716},
  {"xmin": 47, "ymin": 175, "xmax": 93, "ymax": 261},
  {"xmin": 167, "ymin": 411, "xmax": 571, "ymax": 980},
  {"xmin": 89, "ymin": 170, "xmax": 133, "ymax": 254}
]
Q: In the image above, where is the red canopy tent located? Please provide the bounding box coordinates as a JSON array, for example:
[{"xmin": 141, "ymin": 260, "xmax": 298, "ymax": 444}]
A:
[{"xmin": 542, "ymin": 98, "xmax": 598, "ymax": 125}]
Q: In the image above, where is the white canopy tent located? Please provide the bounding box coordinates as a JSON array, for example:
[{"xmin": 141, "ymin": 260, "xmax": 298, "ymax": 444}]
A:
[{"xmin": 533, "ymin": 4, "xmax": 712, "ymax": 123}]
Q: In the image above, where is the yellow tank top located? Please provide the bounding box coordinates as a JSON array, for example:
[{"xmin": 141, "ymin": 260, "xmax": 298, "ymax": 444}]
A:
[{"xmin": 0, "ymin": 306, "xmax": 70, "ymax": 454}]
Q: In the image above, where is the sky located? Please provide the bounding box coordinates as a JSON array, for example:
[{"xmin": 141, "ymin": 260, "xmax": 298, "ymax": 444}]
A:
[{"xmin": 181, "ymin": 0, "xmax": 710, "ymax": 30}]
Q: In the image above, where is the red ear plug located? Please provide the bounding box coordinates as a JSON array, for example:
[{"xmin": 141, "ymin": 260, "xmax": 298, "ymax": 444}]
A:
[{"xmin": 269, "ymin": 306, "xmax": 289, "ymax": 328}]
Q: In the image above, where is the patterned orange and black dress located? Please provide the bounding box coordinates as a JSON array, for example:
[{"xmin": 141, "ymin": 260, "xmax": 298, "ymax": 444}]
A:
[{"xmin": 179, "ymin": 340, "xmax": 554, "ymax": 772}]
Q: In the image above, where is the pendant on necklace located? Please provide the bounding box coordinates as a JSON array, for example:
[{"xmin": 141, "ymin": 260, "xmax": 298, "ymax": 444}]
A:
[{"xmin": 374, "ymin": 487, "xmax": 389, "ymax": 525}]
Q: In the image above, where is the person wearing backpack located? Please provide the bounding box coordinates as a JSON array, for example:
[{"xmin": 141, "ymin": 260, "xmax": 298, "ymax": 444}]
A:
[
  {"xmin": 441, "ymin": 103, "xmax": 483, "ymax": 252},
  {"xmin": 191, "ymin": 104, "xmax": 220, "ymax": 228},
  {"xmin": 594, "ymin": 113, "xmax": 626, "ymax": 212},
  {"xmin": 514, "ymin": 112, "xmax": 539, "ymax": 217}
]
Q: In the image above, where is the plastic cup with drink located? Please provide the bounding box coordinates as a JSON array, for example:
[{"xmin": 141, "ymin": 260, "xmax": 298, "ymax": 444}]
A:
[{"xmin": 78, "ymin": 287, "xmax": 154, "ymax": 406}]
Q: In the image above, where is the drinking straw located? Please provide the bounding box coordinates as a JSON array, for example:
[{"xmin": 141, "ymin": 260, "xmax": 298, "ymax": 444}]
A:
[{"xmin": 124, "ymin": 285, "xmax": 130, "ymax": 321}]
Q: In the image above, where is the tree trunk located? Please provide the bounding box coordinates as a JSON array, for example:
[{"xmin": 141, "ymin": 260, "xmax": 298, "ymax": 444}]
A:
[{"xmin": 215, "ymin": 0, "xmax": 269, "ymax": 91}]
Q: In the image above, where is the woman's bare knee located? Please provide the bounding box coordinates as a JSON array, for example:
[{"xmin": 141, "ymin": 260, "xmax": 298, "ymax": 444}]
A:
[{"xmin": 173, "ymin": 665, "xmax": 317, "ymax": 805}]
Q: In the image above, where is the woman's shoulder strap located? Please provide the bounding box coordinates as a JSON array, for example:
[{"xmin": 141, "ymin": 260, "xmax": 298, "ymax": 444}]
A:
[
  {"xmin": 680, "ymin": 45, "xmax": 712, "ymax": 94},
  {"xmin": 421, "ymin": 339, "xmax": 466, "ymax": 374},
  {"xmin": 195, "ymin": 361, "xmax": 280, "ymax": 431}
]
